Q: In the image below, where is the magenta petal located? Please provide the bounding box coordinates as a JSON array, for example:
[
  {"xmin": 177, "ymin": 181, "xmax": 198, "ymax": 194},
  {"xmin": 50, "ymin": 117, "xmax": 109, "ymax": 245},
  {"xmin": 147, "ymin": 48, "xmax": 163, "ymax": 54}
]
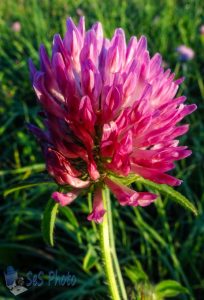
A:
[
  {"xmin": 92, "ymin": 22, "xmax": 103, "ymax": 55},
  {"xmin": 33, "ymin": 72, "xmax": 65, "ymax": 118},
  {"xmin": 81, "ymin": 59, "xmax": 102, "ymax": 109},
  {"xmin": 63, "ymin": 17, "xmax": 83, "ymax": 71},
  {"xmin": 63, "ymin": 173, "xmax": 90, "ymax": 188},
  {"xmin": 80, "ymin": 29, "xmax": 98, "ymax": 65},
  {"xmin": 46, "ymin": 148, "xmax": 90, "ymax": 187},
  {"xmin": 105, "ymin": 177, "xmax": 157, "ymax": 207},
  {"xmin": 28, "ymin": 58, "xmax": 36, "ymax": 82},
  {"xmin": 79, "ymin": 95, "xmax": 96, "ymax": 132},
  {"xmin": 87, "ymin": 188, "xmax": 106, "ymax": 223},
  {"xmin": 64, "ymin": 17, "xmax": 82, "ymax": 55},
  {"xmin": 131, "ymin": 164, "xmax": 182, "ymax": 186},
  {"xmin": 77, "ymin": 16, "xmax": 85, "ymax": 38},
  {"xmin": 102, "ymin": 86, "xmax": 121, "ymax": 122},
  {"xmin": 136, "ymin": 35, "xmax": 147, "ymax": 56},
  {"xmin": 174, "ymin": 77, "xmax": 185, "ymax": 85},
  {"xmin": 126, "ymin": 36, "xmax": 137, "ymax": 65},
  {"xmin": 87, "ymin": 157, "xmax": 100, "ymax": 180},
  {"xmin": 105, "ymin": 28, "xmax": 126, "ymax": 73},
  {"xmin": 137, "ymin": 192, "xmax": 158, "ymax": 207},
  {"xmin": 39, "ymin": 44, "xmax": 52, "ymax": 73},
  {"xmin": 119, "ymin": 131, "xmax": 133, "ymax": 155},
  {"xmin": 27, "ymin": 123, "xmax": 50, "ymax": 142},
  {"xmin": 105, "ymin": 177, "xmax": 138, "ymax": 205},
  {"xmin": 52, "ymin": 190, "xmax": 80, "ymax": 206}
]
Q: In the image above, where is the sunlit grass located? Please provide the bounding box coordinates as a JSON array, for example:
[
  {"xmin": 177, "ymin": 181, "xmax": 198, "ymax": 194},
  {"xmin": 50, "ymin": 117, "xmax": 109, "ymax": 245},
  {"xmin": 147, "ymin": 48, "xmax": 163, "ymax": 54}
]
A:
[{"xmin": 0, "ymin": 0, "xmax": 204, "ymax": 299}]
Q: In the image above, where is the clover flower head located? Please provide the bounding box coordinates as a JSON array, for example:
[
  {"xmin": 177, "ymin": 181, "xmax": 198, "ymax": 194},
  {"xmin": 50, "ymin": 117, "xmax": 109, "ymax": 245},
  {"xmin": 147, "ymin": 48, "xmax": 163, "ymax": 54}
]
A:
[
  {"xmin": 28, "ymin": 17, "xmax": 196, "ymax": 223},
  {"xmin": 11, "ymin": 21, "xmax": 21, "ymax": 32},
  {"xmin": 176, "ymin": 45, "xmax": 195, "ymax": 61}
]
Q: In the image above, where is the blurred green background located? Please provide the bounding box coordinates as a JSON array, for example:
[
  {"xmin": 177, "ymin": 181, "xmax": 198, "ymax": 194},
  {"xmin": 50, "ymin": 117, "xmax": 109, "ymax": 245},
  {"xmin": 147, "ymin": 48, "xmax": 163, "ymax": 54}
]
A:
[{"xmin": 0, "ymin": 0, "xmax": 204, "ymax": 299}]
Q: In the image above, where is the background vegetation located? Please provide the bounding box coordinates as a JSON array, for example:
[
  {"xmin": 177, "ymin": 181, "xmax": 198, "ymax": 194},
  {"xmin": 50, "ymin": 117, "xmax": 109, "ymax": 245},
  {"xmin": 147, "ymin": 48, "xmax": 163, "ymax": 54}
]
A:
[{"xmin": 0, "ymin": 0, "xmax": 204, "ymax": 299}]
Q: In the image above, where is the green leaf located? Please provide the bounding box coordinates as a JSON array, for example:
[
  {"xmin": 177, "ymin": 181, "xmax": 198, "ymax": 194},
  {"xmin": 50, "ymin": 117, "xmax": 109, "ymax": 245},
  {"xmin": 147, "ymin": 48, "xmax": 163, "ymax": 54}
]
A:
[
  {"xmin": 125, "ymin": 260, "xmax": 148, "ymax": 284},
  {"xmin": 108, "ymin": 173, "xmax": 139, "ymax": 186},
  {"xmin": 3, "ymin": 180, "xmax": 56, "ymax": 197},
  {"xmin": 0, "ymin": 163, "xmax": 45, "ymax": 176},
  {"xmin": 136, "ymin": 177, "xmax": 198, "ymax": 216},
  {"xmin": 59, "ymin": 206, "xmax": 79, "ymax": 229},
  {"xmin": 155, "ymin": 280, "xmax": 189, "ymax": 298},
  {"xmin": 108, "ymin": 174, "xmax": 198, "ymax": 216},
  {"xmin": 83, "ymin": 246, "xmax": 98, "ymax": 272},
  {"xmin": 41, "ymin": 199, "xmax": 59, "ymax": 246}
]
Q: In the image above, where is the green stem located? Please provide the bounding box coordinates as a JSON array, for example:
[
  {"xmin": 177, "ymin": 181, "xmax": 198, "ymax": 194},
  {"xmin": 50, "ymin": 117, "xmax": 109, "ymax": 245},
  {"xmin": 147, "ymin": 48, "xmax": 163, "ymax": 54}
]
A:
[{"xmin": 99, "ymin": 186, "xmax": 127, "ymax": 300}]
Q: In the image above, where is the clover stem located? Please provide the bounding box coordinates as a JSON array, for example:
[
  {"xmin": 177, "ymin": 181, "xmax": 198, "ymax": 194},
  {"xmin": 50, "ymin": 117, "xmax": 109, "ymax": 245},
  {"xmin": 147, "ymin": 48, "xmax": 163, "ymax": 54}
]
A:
[{"xmin": 99, "ymin": 186, "xmax": 127, "ymax": 300}]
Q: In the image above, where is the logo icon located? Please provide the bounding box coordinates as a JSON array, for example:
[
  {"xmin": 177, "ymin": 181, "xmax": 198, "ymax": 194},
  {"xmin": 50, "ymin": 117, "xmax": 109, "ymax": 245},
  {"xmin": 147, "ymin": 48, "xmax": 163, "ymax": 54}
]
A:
[{"xmin": 4, "ymin": 266, "xmax": 28, "ymax": 296}]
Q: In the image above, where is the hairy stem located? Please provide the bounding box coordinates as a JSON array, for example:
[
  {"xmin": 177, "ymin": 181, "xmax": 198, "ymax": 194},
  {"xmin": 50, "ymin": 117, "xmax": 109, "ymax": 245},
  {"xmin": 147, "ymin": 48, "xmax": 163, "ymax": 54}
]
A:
[{"xmin": 99, "ymin": 187, "xmax": 127, "ymax": 300}]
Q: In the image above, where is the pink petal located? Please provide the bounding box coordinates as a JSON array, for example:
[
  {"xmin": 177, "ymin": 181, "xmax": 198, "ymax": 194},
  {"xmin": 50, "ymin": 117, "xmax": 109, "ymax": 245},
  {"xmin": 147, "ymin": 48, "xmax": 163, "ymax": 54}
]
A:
[
  {"xmin": 105, "ymin": 177, "xmax": 157, "ymax": 206},
  {"xmin": 126, "ymin": 36, "xmax": 137, "ymax": 66},
  {"xmin": 63, "ymin": 173, "xmax": 90, "ymax": 188},
  {"xmin": 64, "ymin": 17, "xmax": 83, "ymax": 70},
  {"xmin": 87, "ymin": 156, "xmax": 100, "ymax": 180},
  {"xmin": 137, "ymin": 192, "xmax": 158, "ymax": 207},
  {"xmin": 77, "ymin": 16, "xmax": 85, "ymax": 38},
  {"xmin": 64, "ymin": 17, "xmax": 82, "ymax": 55},
  {"xmin": 33, "ymin": 72, "xmax": 65, "ymax": 118},
  {"xmin": 81, "ymin": 59, "xmax": 102, "ymax": 110},
  {"xmin": 46, "ymin": 148, "xmax": 90, "ymax": 188},
  {"xmin": 131, "ymin": 164, "xmax": 182, "ymax": 186},
  {"xmin": 101, "ymin": 121, "xmax": 118, "ymax": 157},
  {"xmin": 135, "ymin": 36, "xmax": 147, "ymax": 58},
  {"xmin": 79, "ymin": 95, "xmax": 96, "ymax": 132},
  {"xmin": 52, "ymin": 189, "xmax": 80, "ymax": 206},
  {"xmin": 52, "ymin": 52, "xmax": 68, "ymax": 99},
  {"xmin": 51, "ymin": 190, "xmax": 80, "ymax": 206},
  {"xmin": 102, "ymin": 86, "xmax": 121, "ymax": 122},
  {"xmin": 105, "ymin": 28, "xmax": 126, "ymax": 73},
  {"xmin": 92, "ymin": 22, "xmax": 104, "ymax": 55},
  {"xmin": 87, "ymin": 188, "xmax": 106, "ymax": 223},
  {"xmin": 80, "ymin": 29, "xmax": 98, "ymax": 65}
]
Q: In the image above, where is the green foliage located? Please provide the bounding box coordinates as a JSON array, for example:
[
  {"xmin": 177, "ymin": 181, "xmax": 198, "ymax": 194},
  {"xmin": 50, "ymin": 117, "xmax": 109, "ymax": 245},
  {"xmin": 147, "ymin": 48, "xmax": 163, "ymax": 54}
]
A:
[
  {"xmin": 3, "ymin": 180, "xmax": 56, "ymax": 197},
  {"xmin": 109, "ymin": 174, "xmax": 198, "ymax": 215},
  {"xmin": 155, "ymin": 280, "xmax": 189, "ymax": 299},
  {"xmin": 60, "ymin": 206, "xmax": 79, "ymax": 229},
  {"xmin": 136, "ymin": 177, "xmax": 198, "ymax": 216},
  {"xmin": 0, "ymin": 0, "xmax": 204, "ymax": 299},
  {"xmin": 125, "ymin": 260, "xmax": 148, "ymax": 283},
  {"xmin": 83, "ymin": 246, "xmax": 98, "ymax": 272},
  {"xmin": 42, "ymin": 199, "xmax": 59, "ymax": 246}
]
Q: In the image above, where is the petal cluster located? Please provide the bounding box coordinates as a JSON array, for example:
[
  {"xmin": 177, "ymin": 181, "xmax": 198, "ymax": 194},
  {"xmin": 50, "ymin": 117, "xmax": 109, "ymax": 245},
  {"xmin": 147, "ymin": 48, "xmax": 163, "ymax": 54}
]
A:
[{"xmin": 29, "ymin": 17, "xmax": 196, "ymax": 222}]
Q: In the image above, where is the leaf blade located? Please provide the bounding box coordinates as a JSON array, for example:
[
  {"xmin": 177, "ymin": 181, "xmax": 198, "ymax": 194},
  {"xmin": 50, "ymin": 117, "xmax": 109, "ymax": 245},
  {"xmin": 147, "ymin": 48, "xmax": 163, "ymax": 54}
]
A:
[
  {"xmin": 108, "ymin": 174, "xmax": 198, "ymax": 216},
  {"xmin": 136, "ymin": 177, "xmax": 198, "ymax": 216},
  {"xmin": 3, "ymin": 181, "xmax": 56, "ymax": 197},
  {"xmin": 41, "ymin": 199, "xmax": 59, "ymax": 246},
  {"xmin": 155, "ymin": 280, "xmax": 189, "ymax": 298}
]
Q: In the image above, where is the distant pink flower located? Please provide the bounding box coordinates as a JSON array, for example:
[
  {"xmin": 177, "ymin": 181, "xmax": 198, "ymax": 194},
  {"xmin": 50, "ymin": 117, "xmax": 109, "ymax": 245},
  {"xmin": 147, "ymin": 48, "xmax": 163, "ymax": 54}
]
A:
[
  {"xmin": 11, "ymin": 21, "xmax": 21, "ymax": 32},
  {"xmin": 200, "ymin": 25, "xmax": 204, "ymax": 35},
  {"xmin": 76, "ymin": 8, "xmax": 84, "ymax": 17},
  {"xmin": 28, "ymin": 17, "xmax": 196, "ymax": 223},
  {"xmin": 176, "ymin": 45, "xmax": 195, "ymax": 61}
]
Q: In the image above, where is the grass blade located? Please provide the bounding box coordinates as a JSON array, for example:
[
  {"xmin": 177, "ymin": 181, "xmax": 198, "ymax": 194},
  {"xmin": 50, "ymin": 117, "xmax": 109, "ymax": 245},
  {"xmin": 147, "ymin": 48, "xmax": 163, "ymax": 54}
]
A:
[{"xmin": 41, "ymin": 198, "xmax": 59, "ymax": 246}]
